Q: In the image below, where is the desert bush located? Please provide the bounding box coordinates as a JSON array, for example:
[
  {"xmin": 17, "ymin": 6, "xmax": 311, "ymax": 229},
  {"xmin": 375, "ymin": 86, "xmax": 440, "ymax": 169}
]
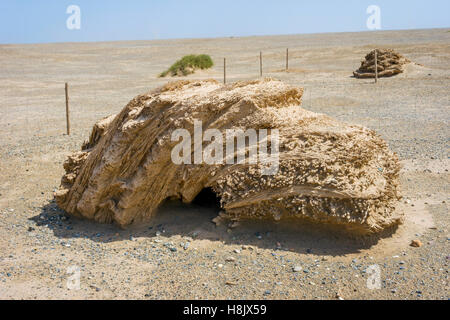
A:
[{"xmin": 160, "ymin": 54, "xmax": 214, "ymax": 77}]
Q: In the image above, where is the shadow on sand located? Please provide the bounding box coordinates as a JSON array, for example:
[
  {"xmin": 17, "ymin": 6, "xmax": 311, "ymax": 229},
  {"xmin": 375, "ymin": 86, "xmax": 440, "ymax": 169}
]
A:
[{"xmin": 31, "ymin": 194, "xmax": 398, "ymax": 257}]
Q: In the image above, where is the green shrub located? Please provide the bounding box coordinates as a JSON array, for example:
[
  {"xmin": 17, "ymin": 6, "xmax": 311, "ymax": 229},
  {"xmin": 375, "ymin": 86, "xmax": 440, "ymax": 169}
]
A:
[{"xmin": 160, "ymin": 54, "xmax": 214, "ymax": 77}]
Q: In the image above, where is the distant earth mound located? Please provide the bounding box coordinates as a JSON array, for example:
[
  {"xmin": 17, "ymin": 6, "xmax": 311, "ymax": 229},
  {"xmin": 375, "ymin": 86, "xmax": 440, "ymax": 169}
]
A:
[{"xmin": 353, "ymin": 49, "xmax": 411, "ymax": 78}]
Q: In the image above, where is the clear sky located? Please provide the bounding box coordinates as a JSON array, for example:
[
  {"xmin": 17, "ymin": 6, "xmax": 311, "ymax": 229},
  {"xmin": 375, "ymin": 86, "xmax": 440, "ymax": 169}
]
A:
[{"xmin": 0, "ymin": 0, "xmax": 449, "ymax": 44}]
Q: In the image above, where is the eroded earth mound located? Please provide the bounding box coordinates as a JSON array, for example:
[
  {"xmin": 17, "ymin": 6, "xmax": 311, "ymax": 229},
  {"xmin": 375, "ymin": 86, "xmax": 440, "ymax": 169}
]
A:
[
  {"xmin": 353, "ymin": 49, "xmax": 411, "ymax": 78},
  {"xmin": 55, "ymin": 79, "xmax": 402, "ymax": 234}
]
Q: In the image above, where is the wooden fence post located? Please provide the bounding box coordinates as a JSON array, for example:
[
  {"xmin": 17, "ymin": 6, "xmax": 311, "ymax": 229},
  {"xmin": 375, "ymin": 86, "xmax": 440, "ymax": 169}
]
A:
[
  {"xmin": 224, "ymin": 58, "xmax": 226, "ymax": 84},
  {"xmin": 65, "ymin": 82, "xmax": 70, "ymax": 135},
  {"xmin": 286, "ymin": 48, "xmax": 289, "ymax": 71},
  {"xmin": 260, "ymin": 51, "xmax": 262, "ymax": 77},
  {"xmin": 374, "ymin": 49, "xmax": 378, "ymax": 83}
]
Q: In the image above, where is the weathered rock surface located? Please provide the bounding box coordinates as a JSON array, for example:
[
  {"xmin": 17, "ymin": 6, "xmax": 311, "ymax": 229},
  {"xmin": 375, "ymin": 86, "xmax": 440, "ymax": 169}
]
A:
[
  {"xmin": 55, "ymin": 79, "xmax": 402, "ymax": 233},
  {"xmin": 353, "ymin": 49, "xmax": 411, "ymax": 78}
]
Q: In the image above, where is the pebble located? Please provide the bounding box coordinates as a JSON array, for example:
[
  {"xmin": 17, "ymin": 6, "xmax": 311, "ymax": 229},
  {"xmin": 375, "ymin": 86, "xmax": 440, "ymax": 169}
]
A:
[
  {"xmin": 225, "ymin": 257, "xmax": 235, "ymax": 262},
  {"xmin": 228, "ymin": 221, "xmax": 240, "ymax": 229},
  {"xmin": 335, "ymin": 293, "xmax": 344, "ymax": 300},
  {"xmin": 293, "ymin": 266, "xmax": 302, "ymax": 272},
  {"xmin": 410, "ymin": 240, "xmax": 422, "ymax": 247}
]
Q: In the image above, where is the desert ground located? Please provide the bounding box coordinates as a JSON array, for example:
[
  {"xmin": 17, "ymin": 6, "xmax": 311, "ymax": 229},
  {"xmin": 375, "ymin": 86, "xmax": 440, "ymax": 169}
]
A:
[{"xmin": 0, "ymin": 28, "xmax": 449, "ymax": 300}]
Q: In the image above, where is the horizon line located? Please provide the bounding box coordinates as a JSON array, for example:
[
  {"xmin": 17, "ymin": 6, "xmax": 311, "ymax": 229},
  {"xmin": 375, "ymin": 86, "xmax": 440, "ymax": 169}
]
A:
[{"xmin": 1, "ymin": 26, "xmax": 449, "ymax": 46}]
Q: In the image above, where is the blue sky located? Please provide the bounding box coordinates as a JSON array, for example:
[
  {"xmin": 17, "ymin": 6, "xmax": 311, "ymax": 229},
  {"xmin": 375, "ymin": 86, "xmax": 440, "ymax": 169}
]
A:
[{"xmin": 0, "ymin": 0, "xmax": 449, "ymax": 44}]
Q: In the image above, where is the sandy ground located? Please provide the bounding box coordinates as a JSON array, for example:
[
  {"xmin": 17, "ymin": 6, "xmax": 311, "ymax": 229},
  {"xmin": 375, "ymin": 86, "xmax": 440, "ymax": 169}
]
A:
[{"xmin": 0, "ymin": 28, "xmax": 449, "ymax": 300}]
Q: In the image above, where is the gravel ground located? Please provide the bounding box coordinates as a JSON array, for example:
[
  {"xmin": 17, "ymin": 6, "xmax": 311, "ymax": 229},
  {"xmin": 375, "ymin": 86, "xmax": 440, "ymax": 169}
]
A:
[{"xmin": 0, "ymin": 28, "xmax": 449, "ymax": 299}]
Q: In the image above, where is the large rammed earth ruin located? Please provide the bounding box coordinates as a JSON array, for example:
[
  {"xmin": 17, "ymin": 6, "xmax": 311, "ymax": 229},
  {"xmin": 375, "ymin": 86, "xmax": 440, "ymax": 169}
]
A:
[{"xmin": 55, "ymin": 79, "xmax": 402, "ymax": 234}]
